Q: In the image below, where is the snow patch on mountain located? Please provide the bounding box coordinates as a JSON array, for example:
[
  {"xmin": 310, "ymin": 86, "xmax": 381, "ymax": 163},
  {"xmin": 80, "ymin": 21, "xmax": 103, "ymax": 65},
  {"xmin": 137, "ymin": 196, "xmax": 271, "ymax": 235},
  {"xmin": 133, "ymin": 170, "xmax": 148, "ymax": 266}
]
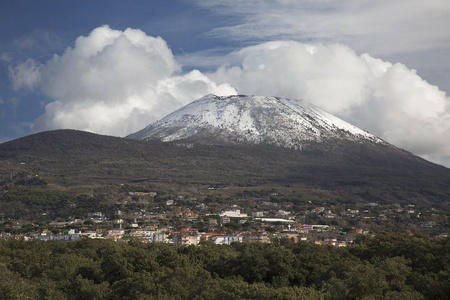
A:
[{"xmin": 128, "ymin": 94, "xmax": 385, "ymax": 147}]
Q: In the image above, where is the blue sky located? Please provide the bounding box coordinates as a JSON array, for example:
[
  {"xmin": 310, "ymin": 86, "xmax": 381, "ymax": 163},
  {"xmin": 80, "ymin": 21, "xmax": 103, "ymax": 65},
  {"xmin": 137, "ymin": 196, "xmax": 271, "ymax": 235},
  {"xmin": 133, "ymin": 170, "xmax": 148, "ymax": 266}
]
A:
[
  {"xmin": 1, "ymin": 0, "xmax": 450, "ymax": 166},
  {"xmin": 0, "ymin": 0, "xmax": 227, "ymax": 139}
]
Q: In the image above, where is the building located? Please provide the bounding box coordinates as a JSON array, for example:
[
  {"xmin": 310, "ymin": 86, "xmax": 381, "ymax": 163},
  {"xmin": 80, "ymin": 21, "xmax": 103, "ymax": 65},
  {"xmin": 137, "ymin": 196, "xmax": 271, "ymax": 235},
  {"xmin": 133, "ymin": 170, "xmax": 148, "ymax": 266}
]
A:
[
  {"xmin": 38, "ymin": 233, "xmax": 81, "ymax": 241},
  {"xmin": 106, "ymin": 229, "xmax": 125, "ymax": 240},
  {"xmin": 172, "ymin": 228, "xmax": 200, "ymax": 246},
  {"xmin": 220, "ymin": 209, "xmax": 248, "ymax": 218},
  {"xmin": 173, "ymin": 233, "xmax": 200, "ymax": 246},
  {"xmin": 242, "ymin": 230, "xmax": 270, "ymax": 243},
  {"xmin": 255, "ymin": 218, "xmax": 295, "ymax": 223},
  {"xmin": 316, "ymin": 238, "xmax": 351, "ymax": 247},
  {"xmin": 276, "ymin": 210, "xmax": 291, "ymax": 217},
  {"xmin": 129, "ymin": 192, "xmax": 157, "ymax": 197},
  {"xmin": 220, "ymin": 215, "xmax": 231, "ymax": 225},
  {"xmin": 210, "ymin": 234, "xmax": 243, "ymax": 245}
]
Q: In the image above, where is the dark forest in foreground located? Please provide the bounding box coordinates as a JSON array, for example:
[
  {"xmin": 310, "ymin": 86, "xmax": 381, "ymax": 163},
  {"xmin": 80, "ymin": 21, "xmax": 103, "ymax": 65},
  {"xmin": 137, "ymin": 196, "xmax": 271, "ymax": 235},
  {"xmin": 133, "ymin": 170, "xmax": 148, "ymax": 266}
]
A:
[{"xmin": 0, "ymin": 233, "xmax": 448, "ymax": 300}]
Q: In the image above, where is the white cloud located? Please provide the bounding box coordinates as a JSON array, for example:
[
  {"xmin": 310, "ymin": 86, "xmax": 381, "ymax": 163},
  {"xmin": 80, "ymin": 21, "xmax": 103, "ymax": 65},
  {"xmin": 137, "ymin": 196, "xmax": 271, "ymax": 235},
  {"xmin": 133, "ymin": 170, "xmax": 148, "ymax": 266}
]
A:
[
  {"xmin": 195, "ymin": 0, "xmax": 450, "ymax": 56},
  {"xmin": 9, "ymin": 24, "xmax": 450, "ymax": 166},
  {"xmin": 193, "ymin": 0, "xmax": 450, "ymax": 96},
  {"xmin": 10, "ymin": 59, "xmax": 42, "ymax": 90},
  {"xmin": 1, "ymin": 52, "xmax": 12, "ymax": 63},
  {"xmin": 11, "ymin": 25, "xmax": 236, "ymax": 136},
  {"xmin": 206, "ymin": 41, "xmax": 450, "ymax": 160},
  {"xmin": 13, "ymin": 29, "xmax": 62, "ymax": 51}
]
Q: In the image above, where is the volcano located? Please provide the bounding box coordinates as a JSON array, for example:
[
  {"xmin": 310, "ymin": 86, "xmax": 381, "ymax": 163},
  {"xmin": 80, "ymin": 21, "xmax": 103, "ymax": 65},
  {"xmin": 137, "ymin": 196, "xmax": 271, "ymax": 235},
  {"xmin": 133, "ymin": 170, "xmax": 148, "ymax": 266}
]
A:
[{"xmin": 128, "ymin": 94, "xmax": 384, "ymax": 148}]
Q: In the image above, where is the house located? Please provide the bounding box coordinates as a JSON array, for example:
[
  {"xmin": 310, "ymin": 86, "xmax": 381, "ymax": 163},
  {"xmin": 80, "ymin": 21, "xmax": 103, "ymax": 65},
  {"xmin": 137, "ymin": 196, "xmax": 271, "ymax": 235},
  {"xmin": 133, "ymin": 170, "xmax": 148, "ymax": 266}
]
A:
[
  {"xmin": 179, "ymin": 227, "xmax": 199, "ymax": 234},
  {"xmin": 129, "ymin": 192, "xmax": 157, "ymax": 197},
  {"xmin": 130, "ymin": 230, "xmax": 154, "ymax": 237},
  {"xmin": 211, "ymin": 234, "xmax": 243, "ymax": 245},
  {"xmin": 88, "ymin": 212, "xmax": 105, "ymax": 218},
  {"xmin": 316, "ymin": 238, "xmax": 337, "ymax": 246},
  {"xmin": 276, "ymin": 210, "xmax": 291, "ymax": 217},
  {"xmin": 173, "ymin": 232, "xmax": 200, "ymax": 246},
  {"xmin": 114, "ymin": 219, "xmax": 123, "ymax": 229},
  {"xmin": 242, "ymin": 230, "xmax": 270, "ymax": 243},
  {"xmin": 38, "ymin": 233, "xmax": 81, "ymax": 241},
  {"xmin": 106, "ymin": 229, "xmax": 125, "ymax": 240},
  {"xmin": 152, "ymin": 231, "xmax": 168, "ymax": 243},
  {"xmin": 294, "ymin": 224, "xmax": 313, "ymax": 233},
  {"xmin": 311, "ymin": 225, "xmax": 330, "ymax": 231},
  {"xmin": 220, "ymin": 215, "xmax": 231, "ymax": 225},
  {"xmin": 78, "ymin": 231, "xmax": 101, "ymax": 239},
  {"xmin": 312, "ymin": 207, "xmax": 325, "ymax": 213},
  {"xmin": 220, "ymin": 209, "xmax": 248, "ymax": 218},
  {"xmin": 316, "ymin": 238, "xmax": 351, "ymax": 247},
  {"xmin": 129, "ymin": 230, "xmax": 168, "ymax": 242},
  {"xmin": 49, "ymin": 221, "xmax": 75, "ymax": 227}
]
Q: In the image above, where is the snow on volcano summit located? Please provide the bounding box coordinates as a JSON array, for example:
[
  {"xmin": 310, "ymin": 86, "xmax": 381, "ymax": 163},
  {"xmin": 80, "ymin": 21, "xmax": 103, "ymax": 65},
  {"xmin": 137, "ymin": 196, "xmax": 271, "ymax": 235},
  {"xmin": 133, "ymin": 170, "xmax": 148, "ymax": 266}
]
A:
[{"xmin": 128, "ymin": 94, "xmax": 384, "ymax": 148}]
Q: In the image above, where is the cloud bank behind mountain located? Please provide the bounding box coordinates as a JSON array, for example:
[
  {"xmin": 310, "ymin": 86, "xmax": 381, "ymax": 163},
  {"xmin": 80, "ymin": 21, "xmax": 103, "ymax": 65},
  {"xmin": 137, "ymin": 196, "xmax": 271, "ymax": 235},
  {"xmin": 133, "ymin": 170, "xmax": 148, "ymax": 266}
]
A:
[
  {"xmin": 9, "ymin": 26, "xmax": 450, "ymax": 165},
  {"xmin": 10, "ymin": 25, "xmax": 236, "ymax": 137}
]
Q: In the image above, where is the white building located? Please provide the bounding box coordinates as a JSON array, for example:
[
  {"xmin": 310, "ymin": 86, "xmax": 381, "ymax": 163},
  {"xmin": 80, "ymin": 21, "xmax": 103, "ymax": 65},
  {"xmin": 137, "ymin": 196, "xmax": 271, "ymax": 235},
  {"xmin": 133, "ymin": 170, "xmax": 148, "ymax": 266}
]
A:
[
  {"xmin": 211, "ymin": 234, "xmax": 243, "ymax": 245},
  {"xmin": 220, "ymin": 209, "xmax": 248, "ymax": 218}
]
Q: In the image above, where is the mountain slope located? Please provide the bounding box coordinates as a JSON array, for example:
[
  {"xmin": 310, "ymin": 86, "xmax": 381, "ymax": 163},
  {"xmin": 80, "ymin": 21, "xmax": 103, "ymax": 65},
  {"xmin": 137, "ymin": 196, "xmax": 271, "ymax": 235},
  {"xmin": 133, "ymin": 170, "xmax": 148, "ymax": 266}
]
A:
[
  {"xmin": 128, "ymin": 94, "xmax": 384, "ymax": 148},
  {"xmin": 1, "ymin": 129, "xmax": 449, "ymax": 209},
  {"xmin": 1, "ymin": 95, "xmax": 449, "ymax": 209}
]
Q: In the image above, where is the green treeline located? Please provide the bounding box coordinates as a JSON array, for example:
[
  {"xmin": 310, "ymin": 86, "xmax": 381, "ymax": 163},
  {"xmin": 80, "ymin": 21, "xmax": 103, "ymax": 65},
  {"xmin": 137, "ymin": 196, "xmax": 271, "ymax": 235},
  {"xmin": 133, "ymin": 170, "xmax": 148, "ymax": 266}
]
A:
[
  {"xmin": 0, "ymin": 233, "xmax": 448, "ymax": 299},
  {"xmin": 0, "ymin": 189, "xmax": 110, "ymax": 221}
]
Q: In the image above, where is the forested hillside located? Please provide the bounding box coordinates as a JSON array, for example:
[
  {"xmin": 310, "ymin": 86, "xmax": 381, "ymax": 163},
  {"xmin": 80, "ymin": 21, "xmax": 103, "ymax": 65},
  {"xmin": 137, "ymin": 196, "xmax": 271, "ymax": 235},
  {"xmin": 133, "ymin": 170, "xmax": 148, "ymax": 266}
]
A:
[
  {"xmin": 2, "ymin": 130, "xmax": 450, "ymax": 210},
  {"xmin": 0, "ymin": 233, "xmax": 448, "ymax": 299}
]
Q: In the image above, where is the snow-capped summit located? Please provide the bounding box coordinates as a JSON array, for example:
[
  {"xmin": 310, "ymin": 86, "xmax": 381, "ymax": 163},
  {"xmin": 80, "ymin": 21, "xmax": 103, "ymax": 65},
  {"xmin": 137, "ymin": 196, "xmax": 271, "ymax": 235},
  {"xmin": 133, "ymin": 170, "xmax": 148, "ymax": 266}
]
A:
[{"xmin": 128, "ymin": 94, "xmax": 384, "ymax": 148}]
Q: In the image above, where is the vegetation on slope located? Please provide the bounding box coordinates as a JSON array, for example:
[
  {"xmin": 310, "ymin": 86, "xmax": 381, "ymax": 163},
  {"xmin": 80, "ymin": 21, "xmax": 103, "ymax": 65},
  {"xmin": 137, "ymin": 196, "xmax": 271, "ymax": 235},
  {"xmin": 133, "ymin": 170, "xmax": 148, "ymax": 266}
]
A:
[{"xmin": 1, "ymin": 130, "xmax": 450, "ymax": 210}]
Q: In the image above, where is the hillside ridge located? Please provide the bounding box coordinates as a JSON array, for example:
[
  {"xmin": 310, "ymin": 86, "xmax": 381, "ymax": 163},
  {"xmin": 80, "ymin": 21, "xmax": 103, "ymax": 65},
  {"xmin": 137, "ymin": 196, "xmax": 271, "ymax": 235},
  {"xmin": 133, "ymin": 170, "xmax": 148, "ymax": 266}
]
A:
[{"xmin": 1, "ymin": 129, "xmax": 449, "ymax": 209}]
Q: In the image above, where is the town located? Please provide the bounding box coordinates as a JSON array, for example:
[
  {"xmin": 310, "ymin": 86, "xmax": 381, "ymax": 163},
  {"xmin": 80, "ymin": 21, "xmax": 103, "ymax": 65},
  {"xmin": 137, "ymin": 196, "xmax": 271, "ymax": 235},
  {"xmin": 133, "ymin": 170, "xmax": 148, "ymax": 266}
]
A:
[{"xmin": 1, "ymin": 184, "xmax": 447, "ymax": 244}]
